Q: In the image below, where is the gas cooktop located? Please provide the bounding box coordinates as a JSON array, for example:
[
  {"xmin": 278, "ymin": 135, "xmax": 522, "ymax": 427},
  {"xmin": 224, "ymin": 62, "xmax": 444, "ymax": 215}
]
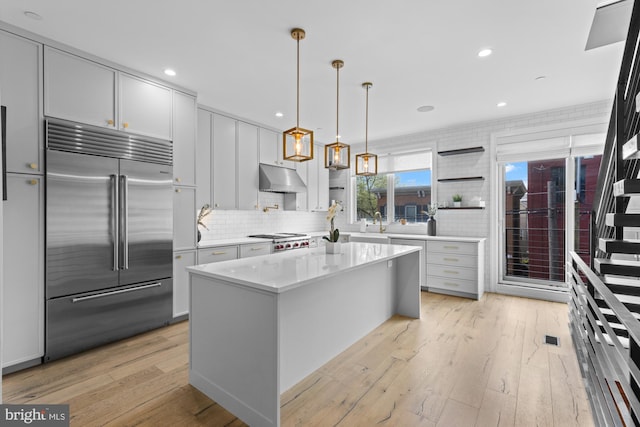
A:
[{"xmin": 248, "ymin": 233, "xmax": 307, "ymax": 239}]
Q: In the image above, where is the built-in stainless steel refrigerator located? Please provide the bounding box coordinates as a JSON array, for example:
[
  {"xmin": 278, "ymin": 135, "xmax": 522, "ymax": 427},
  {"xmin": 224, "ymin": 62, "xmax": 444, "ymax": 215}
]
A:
[{"xmin": 45, "ymin": 118, "xmax": 173, "ymax": 361}]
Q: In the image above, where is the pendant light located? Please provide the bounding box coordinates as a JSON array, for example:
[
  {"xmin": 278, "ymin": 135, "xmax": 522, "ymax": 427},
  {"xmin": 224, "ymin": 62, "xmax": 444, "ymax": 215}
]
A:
[
  {"xmin": 283, "ymin": 28, "xmax": 313, "ymax": 162},
  {"xmin": 324, "ymin": 60, "xmax": 350, "ymax": 169},
  {"xmin": 355, "ymin": 82, "xmax": 377, "ymax": 176}
]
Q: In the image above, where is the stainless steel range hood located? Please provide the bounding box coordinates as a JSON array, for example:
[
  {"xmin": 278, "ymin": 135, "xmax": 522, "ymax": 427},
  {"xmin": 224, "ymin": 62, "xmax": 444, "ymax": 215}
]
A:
[{"xmin": 259, "ymin": 163, "xmax": 307, "ymax": 193}]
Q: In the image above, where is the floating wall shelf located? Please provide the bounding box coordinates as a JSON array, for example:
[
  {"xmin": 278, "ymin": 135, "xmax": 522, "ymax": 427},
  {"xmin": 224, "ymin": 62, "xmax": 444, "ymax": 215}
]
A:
[
  {"xmin": 437, "ymin": 146, "xmax": 485, "ymax": 156},
  {"xmin": 439, "ymin": 206, "xmax": 485, "ymax": 210},
  {"xmin": 438, "ymin": 176, "xmax": 485, "ymax": 182}
]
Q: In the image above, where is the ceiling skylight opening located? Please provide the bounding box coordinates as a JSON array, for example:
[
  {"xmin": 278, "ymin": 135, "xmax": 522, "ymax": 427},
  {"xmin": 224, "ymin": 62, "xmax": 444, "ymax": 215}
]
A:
[
  {"xmin": 164, "ymin": 69, "xmax": 177, "ymax": 77},
  {"xmin": 477, "ymin": 48, "xmax": 493, "ymax": 58}
]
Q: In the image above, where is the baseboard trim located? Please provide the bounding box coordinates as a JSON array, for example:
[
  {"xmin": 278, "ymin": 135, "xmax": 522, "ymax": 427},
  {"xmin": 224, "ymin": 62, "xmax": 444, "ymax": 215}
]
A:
[{"xmin": 496, "ymin": 283, "xmax": 569, "ymax": 303}]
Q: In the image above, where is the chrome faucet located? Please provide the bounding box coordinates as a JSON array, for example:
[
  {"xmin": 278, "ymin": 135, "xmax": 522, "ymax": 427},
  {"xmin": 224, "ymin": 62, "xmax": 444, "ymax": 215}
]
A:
[{"xmin": 373, "ymin": 212, "xmax": 386, "ymax": 233}]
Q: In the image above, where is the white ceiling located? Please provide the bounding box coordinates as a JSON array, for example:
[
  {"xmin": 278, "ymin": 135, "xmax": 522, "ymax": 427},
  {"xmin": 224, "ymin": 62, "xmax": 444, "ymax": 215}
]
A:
[{"xmin": 0, "ymin": 0, "xmax": 625, "ymax": 146}]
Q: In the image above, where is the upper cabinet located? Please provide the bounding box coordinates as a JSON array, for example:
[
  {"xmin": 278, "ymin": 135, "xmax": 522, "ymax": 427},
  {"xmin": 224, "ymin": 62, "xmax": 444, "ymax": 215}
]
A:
[
  {"xmin": 44, "ymin": 47, "xmax": 116, "ymax": 129},
  {"xmin": 212, "ymin": 113, "xmax": 237, "ymax": 209},
  {"xmin": 259, "ymin": 128, "xmax": 296, "ymax": 169},
  {"xmin": 196, "ymin": 108, "xmax": 213, "ymax": 209},
  {"xmin": 119, "ymin": 73, "xmax": 172, "ymax": 140},
  {"xmin": 237, "ymin": 122, "xmax": 259, "ymax": 210},
  {"xmin": 172, "ymin": 91, "xmax": 197, "ymax": 186},
  {"xmin": 0, "ymin": 31, "xmax": 43, "ymax": 174},
  {"xmin": 44, "ymin": 46, "xmax": 174, "ymax": 141}
]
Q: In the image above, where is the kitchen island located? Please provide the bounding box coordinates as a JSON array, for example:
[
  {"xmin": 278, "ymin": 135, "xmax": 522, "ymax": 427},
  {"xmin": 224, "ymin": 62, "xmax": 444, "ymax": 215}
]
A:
[{"xmin": 187, "ymin": 242, "xmax": 422, "ymax": 427}]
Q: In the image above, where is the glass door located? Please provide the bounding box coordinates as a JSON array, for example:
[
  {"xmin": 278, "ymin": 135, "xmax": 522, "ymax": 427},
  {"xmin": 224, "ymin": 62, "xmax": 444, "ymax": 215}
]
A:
[{"xmin": 502, "ymin": 158, "xmax": 567, "ymax": 288}]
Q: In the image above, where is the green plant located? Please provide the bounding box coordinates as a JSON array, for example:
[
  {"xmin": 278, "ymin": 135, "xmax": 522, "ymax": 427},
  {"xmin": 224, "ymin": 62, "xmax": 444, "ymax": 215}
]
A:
[{"xmin": 452, "ymin": 194, "xmax": 463, "ymax": 202}]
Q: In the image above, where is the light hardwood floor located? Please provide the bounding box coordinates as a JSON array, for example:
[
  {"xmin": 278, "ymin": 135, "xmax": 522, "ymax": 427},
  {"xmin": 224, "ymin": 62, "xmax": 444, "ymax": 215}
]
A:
[{"xmin": 3, "ymin": 292, "xmax": 593, "ymax": 426}]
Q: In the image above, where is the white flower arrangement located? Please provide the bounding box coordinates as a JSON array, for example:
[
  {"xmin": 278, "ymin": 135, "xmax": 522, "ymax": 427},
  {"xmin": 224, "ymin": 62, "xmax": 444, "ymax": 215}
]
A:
[
  {"xmin": 324, "ymin": 201, "xmax": 342, "ymax": 243},
  {"xmin": 197, "ymin": 204, "xmax": 212, "ymax": 229}
]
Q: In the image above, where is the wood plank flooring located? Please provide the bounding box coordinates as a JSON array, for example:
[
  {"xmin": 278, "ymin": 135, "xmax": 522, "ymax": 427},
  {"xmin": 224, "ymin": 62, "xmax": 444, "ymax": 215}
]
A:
[{"xmin": 3, "ymin": 292, "xmax": 593, "ymax": 426}]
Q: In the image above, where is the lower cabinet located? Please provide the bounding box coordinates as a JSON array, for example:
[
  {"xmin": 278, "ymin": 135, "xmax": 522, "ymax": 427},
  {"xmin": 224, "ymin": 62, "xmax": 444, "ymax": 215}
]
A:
[
  {"xmin": 173, "ymin": 250, "xmax": 197, "ymax": 318},
  {"xmin": 390, "ymin": 238, "xmax": 426, "ymax": 287},
  {"xmin": 198, "ymin": 246, "xmax": 239, "ymax": 264},
  {"xmin": 239, "ymin": 242, "xmax": 272, "ymax": 258},
  {"xmin": 426, "ymin": 239, "xmax": 485, "ymax": 300},
  {"xmin": 2, "ymin": 174, "xmax": 45, "ymax": 368}
]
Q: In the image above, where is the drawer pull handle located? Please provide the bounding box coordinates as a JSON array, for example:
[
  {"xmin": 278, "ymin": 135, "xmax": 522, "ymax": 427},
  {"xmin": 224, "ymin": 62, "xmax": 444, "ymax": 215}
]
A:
[
  {"xmin": 123, "ymin": 122, "xmax": 129, "ymax": 128},
  {"xmin": 28, "ymin": 179, "xmax": 38, "ymax": 185},
  {"xmin": 444, "ymin": 282, "xmax": 459, "ymax": 287},
  {"xmin": 29, "ymin": 162, "xmax": 38, "ymax": 169},
  {"xmin": 175, "ymin": 189, "xmax": 181, "ymax": 193},
  {"xmin": 444, "ymin": 270, "xmax": 459, "ymax": 275},
  {"xmin": 443, "ymin": 258, "xmax": 458, "ymax": 262},
  {"xmin": 107, "ymin": 119, "xmax": 114, "ymax": 126},
  {"xmin": 443, "ymin": 245, "xmax": 459, "ymax": 250},
  {"xmin": 175, "ymin": 177, "xmax": 181, "ymax": 183},
  {"xmin": 212, "ymin": 251, "xmax": 227, "ymax": 255},
  {"xmin": 72, "ymin": 282, "xmax": 162, "ymax": 303},
  {"xmin": 176, "ymin": 255, "xmax": 182, "ymax": 260},
  {"xmin": 250, "ymin": 247, "xmax": 264, "ymax": 251}
]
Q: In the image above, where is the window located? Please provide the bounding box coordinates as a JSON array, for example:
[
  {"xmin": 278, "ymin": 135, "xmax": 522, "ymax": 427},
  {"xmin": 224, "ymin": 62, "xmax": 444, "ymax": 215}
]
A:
[{"xmin": 353, "ymin": 151, "xmax": 432, "ymax": 224}]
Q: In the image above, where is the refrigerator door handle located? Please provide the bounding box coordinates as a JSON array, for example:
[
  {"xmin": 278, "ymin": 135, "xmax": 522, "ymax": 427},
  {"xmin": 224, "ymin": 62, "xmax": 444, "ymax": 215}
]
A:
[
  {"xmin": 110, "ymin": 174, "xmax": 119, "ymax": 271},
  {"xmin": 120, "ymin": 174, "xmax": 129, "ymax": 270},
  {"xmin": 71, "ymin": 282, "xmax": 163, "ymax": 303}
]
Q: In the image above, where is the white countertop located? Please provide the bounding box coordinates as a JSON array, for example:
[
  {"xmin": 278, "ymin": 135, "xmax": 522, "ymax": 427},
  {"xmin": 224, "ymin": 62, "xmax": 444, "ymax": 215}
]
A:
[
  {"xmin": 198, "ymin": 237, "xmax": 273, "ymax": 248},
  {"xmin": 187, "ymin": 242, "xmax": 421, "ymax": 294},
  {"xmin": 345, "ymin": 232, "xmax": 486, "ymax": 243}
]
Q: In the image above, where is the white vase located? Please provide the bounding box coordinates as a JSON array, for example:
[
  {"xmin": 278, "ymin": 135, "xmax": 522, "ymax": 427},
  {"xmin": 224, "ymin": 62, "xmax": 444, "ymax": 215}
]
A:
[{"xmin": 325, "ymin": 241, "xmax": 341, "ymax": 254}]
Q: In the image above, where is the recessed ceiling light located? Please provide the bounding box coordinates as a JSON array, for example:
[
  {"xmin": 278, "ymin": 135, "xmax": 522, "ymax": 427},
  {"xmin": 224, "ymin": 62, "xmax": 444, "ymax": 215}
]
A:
[
  {"xmin": 417, "ymin": 105, "xmax": 435, "ymax": 113},
  {"xmin": 164, "ymin": 69, "xmax": 176, "ymax": 77},
  {"xmin": 478, "ymin": 48, "xmax": 493, "ymax": 57},
  {"xmin": 497, "ymin": 102, "xmax": 507, "ymax": 107},
  {"xmin": 24, "ymin": 11, "xmax": 42, "ymax": 20},
  {"xmin": 275, "ymin": 112, "xmax": 283, "ymax": 118}
]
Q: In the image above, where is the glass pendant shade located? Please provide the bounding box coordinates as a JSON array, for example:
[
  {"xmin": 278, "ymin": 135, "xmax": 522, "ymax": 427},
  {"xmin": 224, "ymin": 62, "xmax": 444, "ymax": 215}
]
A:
[
  {"xmin": 355, "ymin": 82, "xmax": 377, "ymax": 176},
  {"xmin": 283, "ymin": 28, "xmax": 313, "ymax": 162},
  {"xmin": 355, "ymin": 152, "xmax": 378, "ymax": 176},
  {"xmin": 324, "ymin": 141, "xmax": 350, "ymax": 169},
  {"xmin": 325, "ymin": 59, "xmax": 350, "ymax": 170},
  {"xmin": 283, "ymin": 127, "xmax": 314, "ymax": 161}
]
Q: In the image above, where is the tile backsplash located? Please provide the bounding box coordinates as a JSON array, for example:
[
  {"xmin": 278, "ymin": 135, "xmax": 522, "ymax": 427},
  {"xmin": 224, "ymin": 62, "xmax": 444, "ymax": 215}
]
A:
[{"xmin": 198, "ymin": 191, "xmax": 328, "ymax": 241}]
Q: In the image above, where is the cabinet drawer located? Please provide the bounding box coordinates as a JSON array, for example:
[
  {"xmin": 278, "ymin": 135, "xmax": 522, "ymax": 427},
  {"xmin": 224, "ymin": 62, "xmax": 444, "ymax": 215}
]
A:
[
  {"xmin": 427, "ymin": 275, "xmax": 477, "ymax": 294},
  {"xmin": 240, "ymin": 243, "xmax": 272, "ymax": 258},
  {"xmin": 427, "ymin": 252, "xmax": 476, "ymax": 269},
  {"xmin": 427, "ymin": 240, "xmax": 477, "ymax": 256},
  {"xmin": 198, "ymin": 246, "xmax": 238, "ymax": 264},
  {"xmin": 426, "ymin": 263, "xmax": 476, "ymax": 281}
]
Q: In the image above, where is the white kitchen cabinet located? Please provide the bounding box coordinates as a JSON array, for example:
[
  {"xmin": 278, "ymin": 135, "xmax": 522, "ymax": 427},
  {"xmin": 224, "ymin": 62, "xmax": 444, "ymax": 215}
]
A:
[
  {"xmin": 198, "ymin": 246, "xmax": 238, "ymax": 264},
  {"xmin": 240, "ymin": 242, "xmax": 272, "ymax": 258},
  {"xmin": 196, "ymin": 108, "xmax": 212, "ymax": 209},
  {"xmin": 307, "ymin": 145, "xmax": 330, "ymax": 211},
  {"xmin": 44, "ymin": 46, "xmax": 117, "ymax": 129},
  {"xmin": 259, "ymin": 127, "xmax": 295, "ymax": 169},
  {"xmin": 173, "ymin": 91, "xmax": 197, "ymax": 187},
  {"xmin": 173, "ymin": 250, "xmax": 196, "ymax": 318},
  {"xmin": 119, "ymin": 73, "xmax": 172, "ymax": 140},
  {"xmin": 2, "ymin": 174, "xmax": 44, "ymax": 368},
  {"xmin": 0, "ymin": 31, "xmax": 43, "ymax": 175},
  {"xmin": 426, "ymin": 239, "xmax": 485, "ymax": 300},
  {"xmin": 391, "ymin": 238, "xmax": 426, "ymax": 286},
  {"xmin": 212, "ymin": 113, "xmax": 237, "ymax": 209},
  {"xmin": 237, "ymin": 122, "xmax": 259, "ymax": 210},
  {"xmin": 173, "ymin": 186, "xmax": 196, "ymax": 251}
]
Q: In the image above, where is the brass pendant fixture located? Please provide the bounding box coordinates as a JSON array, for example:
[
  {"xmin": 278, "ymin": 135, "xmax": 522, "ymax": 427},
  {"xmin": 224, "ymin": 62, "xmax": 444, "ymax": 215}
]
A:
[
  {"xmin": 355, "ymin": 82, "xmax": 377, "ymax": 176},
  {"xmin": 324, "ymin": 59, "xmax": 350, "ymax": 170},
  {"xmin": 283, "ymin": 28, "xmax": 314, "ymax": 162}
]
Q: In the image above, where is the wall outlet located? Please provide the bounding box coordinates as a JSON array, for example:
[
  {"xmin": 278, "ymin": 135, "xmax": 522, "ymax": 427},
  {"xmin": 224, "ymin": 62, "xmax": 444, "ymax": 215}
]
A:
[{"xmin": 387, "ymin": 260, "xmax": 393, "ymax": 268}]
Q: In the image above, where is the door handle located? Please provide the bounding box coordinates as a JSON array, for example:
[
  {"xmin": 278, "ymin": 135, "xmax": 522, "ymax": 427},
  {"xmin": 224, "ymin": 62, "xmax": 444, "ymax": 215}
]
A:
[
  {"xmin": 72, "ymin": 282, "xmax": 162, "ymax": 303},
  {"xmin": 111, "ymin": 175, "xmax": 119, "ymax": 271},
  {"xmin": 120, "ymin": 175, "xmax": 129, "ymax": 270}
]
